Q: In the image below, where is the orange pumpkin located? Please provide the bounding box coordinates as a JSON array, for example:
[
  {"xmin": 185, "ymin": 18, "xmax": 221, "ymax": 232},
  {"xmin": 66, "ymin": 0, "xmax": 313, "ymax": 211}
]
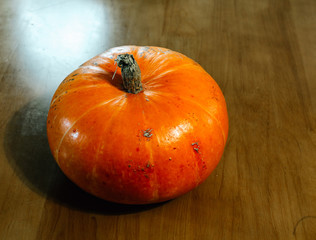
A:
[{"xmin": 47, "ymin": 46, "xmax": 228, "ymax": 204}]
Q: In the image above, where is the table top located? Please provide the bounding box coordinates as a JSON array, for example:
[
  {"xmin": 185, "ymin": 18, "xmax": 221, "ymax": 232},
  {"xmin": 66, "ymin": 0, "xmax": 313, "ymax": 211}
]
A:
[{"xmin": 1, "ymin": 0, "xmax": 315, "ymax": 239}]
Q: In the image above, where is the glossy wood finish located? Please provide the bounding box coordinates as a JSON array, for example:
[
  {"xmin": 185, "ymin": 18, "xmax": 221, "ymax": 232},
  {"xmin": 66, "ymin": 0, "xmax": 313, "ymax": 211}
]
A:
[{"xmin": 0, "ymin": 0, "xmax": 315, "ymax": 239}]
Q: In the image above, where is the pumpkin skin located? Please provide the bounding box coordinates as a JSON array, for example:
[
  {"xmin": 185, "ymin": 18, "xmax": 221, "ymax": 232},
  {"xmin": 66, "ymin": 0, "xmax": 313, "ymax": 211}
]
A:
[{"xmin": 47, "ymin": 46, "xmax": 228, "ymax": 204}]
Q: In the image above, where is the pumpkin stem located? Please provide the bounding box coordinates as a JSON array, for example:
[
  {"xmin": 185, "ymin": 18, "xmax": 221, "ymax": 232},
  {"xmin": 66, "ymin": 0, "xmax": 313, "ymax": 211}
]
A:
[{"xmin": 115, "ymin": 54, "xmax": 143, "ymax": 94}]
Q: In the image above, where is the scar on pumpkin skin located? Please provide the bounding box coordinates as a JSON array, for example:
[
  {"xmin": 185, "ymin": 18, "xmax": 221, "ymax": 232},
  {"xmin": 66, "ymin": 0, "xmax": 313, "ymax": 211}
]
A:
[
  {"xmin": 143, "ymin": 128, "xmax": 153, "ymax": 138},
  {"xmin": 192, "ymin": 142, "xmax": 200, "ymax": 153}
]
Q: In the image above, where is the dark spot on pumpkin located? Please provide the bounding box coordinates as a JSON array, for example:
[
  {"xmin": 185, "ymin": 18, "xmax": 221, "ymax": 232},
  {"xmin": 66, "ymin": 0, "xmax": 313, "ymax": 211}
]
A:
[
  {"xmin": 136, "ymin": 147, "xmax": 140, "ymax": 152},
  {"xmin": 143, "ymin": 128, "xmax": 153, "ymax": 138},
  {"xmin": 192, "ymin": 142, "xmax": 200, "ymax": 153},
  {"xmin": 128, "ymin": 164, "xmax": 131, "ymax": 168},
  {"xmin": 73, "ymin": 129, "xmax": 77, "ymax": 132}
]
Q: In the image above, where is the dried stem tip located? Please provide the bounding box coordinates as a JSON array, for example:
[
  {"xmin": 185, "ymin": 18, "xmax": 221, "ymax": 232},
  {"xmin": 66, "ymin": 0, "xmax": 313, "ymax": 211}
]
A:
[{"xmin": 115, "ymin": 54, "xmax": 143, "ymax": 94}]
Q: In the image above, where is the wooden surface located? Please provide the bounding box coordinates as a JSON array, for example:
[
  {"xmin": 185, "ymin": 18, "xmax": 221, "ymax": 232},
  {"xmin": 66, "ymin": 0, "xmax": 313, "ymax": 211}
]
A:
[{"xmin": 0, "ymin": 0, "xmax": 315, "ymax": 239}]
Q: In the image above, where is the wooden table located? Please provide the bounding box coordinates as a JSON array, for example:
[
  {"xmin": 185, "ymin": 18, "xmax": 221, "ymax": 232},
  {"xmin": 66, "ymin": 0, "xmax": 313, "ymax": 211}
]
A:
[{"xmin": 1, "ymin": 0, "xmax": 315, "ymax": 239}]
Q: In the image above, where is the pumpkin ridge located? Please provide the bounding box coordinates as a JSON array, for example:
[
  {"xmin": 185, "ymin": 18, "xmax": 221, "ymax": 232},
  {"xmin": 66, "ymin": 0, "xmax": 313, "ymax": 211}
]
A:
[
  {"xmin": 143, "ymin": 63, "xmax": 193, "ymax": 86},
  {"xmin": 181, "ymin": 96, "xmax": 227, "ymax": 143},
  {"xmin": 140, "ymin": 104, "xmax": 160, "ymax": 202},
  {"xmin": 146, "ymin": 134, "xmax": 159, "ymax": 201},
  {"xmin": 89, "ymin": 98, "xmax": 129, "ymax": 196},
  {"xmin": 76, "ymin": 66, "xmax": 111, "ymax": 77},
  {"xmin": 55, "ymin": 95, "xmax": 127, "ymax": 164},
  {"xmin": 143, "ymin": 65, "xmax": 214, "ymax": 92},
  {"xmin": 79, "ymin": 65, "xmax": 107, "ymax": 72},
  {"xmin": 51, "ymin": 85, "xmax": 109, "ymax": 106},
  {"xmin": 156, "ymin": 92, "xmax": 227, "ymax": 143}
]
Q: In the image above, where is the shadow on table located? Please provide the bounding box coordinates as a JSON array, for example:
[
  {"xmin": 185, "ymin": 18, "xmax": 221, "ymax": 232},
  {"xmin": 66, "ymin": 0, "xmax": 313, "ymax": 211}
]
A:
[{"xmin": 4, "ymin": 95, "xmax": 165, "ymax": 215}]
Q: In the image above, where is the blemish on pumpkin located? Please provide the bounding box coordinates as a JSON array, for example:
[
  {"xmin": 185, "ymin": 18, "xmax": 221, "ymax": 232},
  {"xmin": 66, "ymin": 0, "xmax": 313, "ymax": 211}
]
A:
[
  {"xmin": 146, "ymin": 162, "xmax": 151, "ymax": 168},
  {"xmin": 169, "ymin": 157, "xmax": 172, "ymax": 161},
  {"xmin": 73, "ymin": 129, "xmax": 77, "ymax": 132},
  {"xmin": 143, "ymin": 128, "xmax": 153, "ymax": 138},
  {"xmin": 136, "ymin": 147, "xmax": 140, "ymax": 152},
  {"xmin": 192, "ymin": 142, "xmax": 200, "ymax": 153}
]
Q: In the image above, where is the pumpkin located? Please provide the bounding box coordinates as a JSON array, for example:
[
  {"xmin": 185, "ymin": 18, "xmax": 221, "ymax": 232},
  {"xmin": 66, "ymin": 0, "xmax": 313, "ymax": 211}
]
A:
[{"xmin": 47, "ymin": 46, "xmax": 228, "ymax": 204}]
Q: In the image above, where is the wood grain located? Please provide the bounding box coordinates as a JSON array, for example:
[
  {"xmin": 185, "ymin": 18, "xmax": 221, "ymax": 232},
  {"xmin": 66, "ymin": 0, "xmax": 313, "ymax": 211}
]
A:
[{"xmin": 0, "ymin": 0, "xmax": 315, "ymax": 239}]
